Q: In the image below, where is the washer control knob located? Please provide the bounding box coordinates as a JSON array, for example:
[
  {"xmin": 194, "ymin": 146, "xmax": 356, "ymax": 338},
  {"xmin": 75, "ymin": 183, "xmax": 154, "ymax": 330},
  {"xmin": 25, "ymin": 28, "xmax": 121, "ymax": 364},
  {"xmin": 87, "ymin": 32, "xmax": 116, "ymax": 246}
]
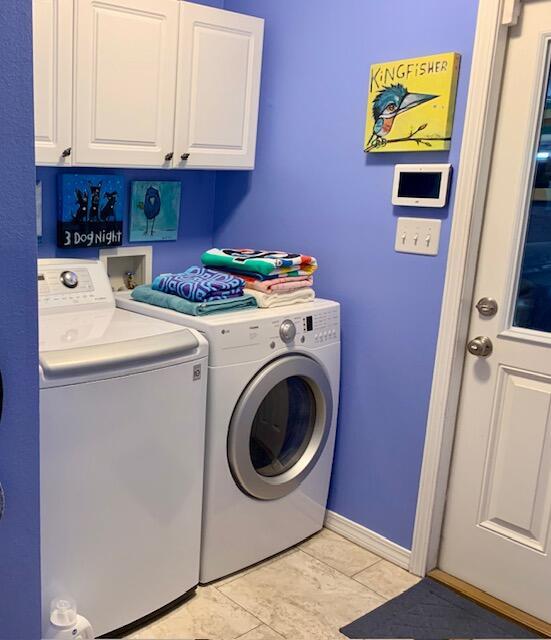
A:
[
  {"xmin": 60, "ymin": 270, "xmax": 78, "ymax": 289},
  {"xmin": 279, "ymin": 319, "xmax": 296, "ymax": 344}
]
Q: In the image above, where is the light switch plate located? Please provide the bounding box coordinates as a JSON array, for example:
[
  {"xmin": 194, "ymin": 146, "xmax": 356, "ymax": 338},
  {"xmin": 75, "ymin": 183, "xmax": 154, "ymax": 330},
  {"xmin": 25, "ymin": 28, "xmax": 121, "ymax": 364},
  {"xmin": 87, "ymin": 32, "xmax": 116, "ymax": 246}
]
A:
[{"xmin": 395, "ymin": 217, "xmax": 441, "ymax": 256}]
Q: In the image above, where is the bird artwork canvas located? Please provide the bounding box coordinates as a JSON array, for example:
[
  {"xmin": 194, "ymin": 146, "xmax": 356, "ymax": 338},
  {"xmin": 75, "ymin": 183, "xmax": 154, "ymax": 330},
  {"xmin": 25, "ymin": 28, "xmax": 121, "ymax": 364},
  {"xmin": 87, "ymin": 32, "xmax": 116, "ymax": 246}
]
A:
[
  {"xmin": 364, "ymin": 52, "xmax": 460, "ymax": 153},
  {"xmin": 57, "ymin": 174, "xmax": 124, "ymax": 248},
  {"xmin": 129, "ymin": 181, "xmax": 182, "ymax": 242}
]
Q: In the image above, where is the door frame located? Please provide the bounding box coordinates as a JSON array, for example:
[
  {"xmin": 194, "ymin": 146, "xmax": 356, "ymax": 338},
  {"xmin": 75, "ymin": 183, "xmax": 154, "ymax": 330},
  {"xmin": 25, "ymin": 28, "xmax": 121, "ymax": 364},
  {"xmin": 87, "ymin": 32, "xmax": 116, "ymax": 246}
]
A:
[{"xmin": 409, "ymin": 0, "xmax": 524, "ymax": 576}]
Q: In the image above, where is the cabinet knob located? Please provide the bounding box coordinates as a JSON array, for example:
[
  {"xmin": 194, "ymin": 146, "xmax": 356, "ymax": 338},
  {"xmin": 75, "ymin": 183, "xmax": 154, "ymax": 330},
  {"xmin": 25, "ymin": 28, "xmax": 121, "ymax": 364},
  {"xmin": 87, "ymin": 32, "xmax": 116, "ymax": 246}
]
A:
[
  {"xmin": 164, "ymin": 152, "xmax": 174, "ymax": 162},
  {"xmin": 61, "ymin": 147, "xmax": 72, "ymax": 158},
  {"xmin": 181, "ymin": 153, "xmax": 190, "ymax": 161}
]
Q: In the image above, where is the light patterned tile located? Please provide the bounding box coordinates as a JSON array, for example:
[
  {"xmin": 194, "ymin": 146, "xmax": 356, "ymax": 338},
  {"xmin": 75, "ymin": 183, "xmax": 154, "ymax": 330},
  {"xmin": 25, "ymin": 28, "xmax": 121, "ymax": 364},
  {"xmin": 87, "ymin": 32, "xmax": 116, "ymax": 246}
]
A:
[
  {"xmin": 353, "ymin": 559, "xmax": 420, "ymax": 599},
  {"xmin": 127, "ymin": 585, "xmax": 260, "ymax": 640},
  {"xmin": 237, "ymin": 624, "xmax": 285, "ymax": 640},
  {"xmin": 219, "ymin": 550, "xmax": 384, "ymax": 640},
  {"xmin": 300, "ymin": 528, "xmax": 381, "ymax": 576},
  {"xmin": 214, "ymin": 548, "xmax": 298, "ymax": 588}
]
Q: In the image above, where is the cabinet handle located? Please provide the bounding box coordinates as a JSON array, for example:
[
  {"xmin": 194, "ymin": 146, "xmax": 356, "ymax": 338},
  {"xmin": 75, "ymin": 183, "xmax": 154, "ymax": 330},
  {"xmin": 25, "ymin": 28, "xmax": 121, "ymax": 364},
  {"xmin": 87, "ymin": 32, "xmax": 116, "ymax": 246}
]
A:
[
  {"xmin": 181, "ymin": 153, "xmax": 190, "ymax": 161},
  {"xmin": 61, "ymin": 147, "xmax": 72, "ymax": 158},
  {"xmin": 164, "ymin": 152, "xmax": 174, "ymax": 162}
]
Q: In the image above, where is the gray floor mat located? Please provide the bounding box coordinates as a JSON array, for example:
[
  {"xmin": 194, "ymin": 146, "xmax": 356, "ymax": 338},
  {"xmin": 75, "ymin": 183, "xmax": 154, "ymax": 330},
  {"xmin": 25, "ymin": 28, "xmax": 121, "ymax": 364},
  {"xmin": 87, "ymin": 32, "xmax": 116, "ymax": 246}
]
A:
[{"xmin": 340, "ymin": 577, "xmax": 543, "ymax": 639}]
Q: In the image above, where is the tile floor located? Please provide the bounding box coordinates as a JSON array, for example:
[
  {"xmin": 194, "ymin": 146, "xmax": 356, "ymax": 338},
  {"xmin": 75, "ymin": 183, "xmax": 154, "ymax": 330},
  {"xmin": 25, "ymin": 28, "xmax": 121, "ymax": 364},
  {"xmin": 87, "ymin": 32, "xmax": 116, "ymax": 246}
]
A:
[{"xmin": 128, "ymin": 528, "xmax": 420, "ymax": 640}]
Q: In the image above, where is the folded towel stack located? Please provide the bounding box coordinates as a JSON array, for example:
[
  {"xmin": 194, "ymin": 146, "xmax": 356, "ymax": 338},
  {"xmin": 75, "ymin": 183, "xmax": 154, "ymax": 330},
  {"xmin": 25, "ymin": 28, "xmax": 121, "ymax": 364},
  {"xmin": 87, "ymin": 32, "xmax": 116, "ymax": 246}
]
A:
[
  {"xmin": 131, "ymin": 265, "xmax": 258, "ymax": 316},
  {"xmin": 152, "ymin": 266, "xmax": 245, "ymax": 302},
  {"xmin": 201, "ymin": 248, "xmax": 317, "ymax": 308},
  {"xmin": 131, "ymin": 284, "xmax": 257, "ymax": 316}
]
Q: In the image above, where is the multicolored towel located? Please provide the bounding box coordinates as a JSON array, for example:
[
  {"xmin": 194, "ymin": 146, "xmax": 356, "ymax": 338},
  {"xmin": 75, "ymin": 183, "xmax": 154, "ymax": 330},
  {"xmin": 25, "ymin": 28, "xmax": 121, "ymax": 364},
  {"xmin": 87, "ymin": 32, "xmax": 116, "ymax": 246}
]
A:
[
  {"xmin": 202, "ymin": 249, "xmax": 318, "ymax": 277},
  {"xmin": 242, "ymin": 274, "xmax": 313, "ymax": 294},
  {"xmin": 152, "ymin": 266, "xmax": 245, "ymax": 302},
  {"xmin": 214, "ymin": 269, "xmax": 308, "ymax": 282},
  {"xmin": 131, "ymin": 285, "xmax": 257, "ymax": 316},
  {"xmin": 247, "ymin": 288, "xmax": 316, "ymax": 309}
]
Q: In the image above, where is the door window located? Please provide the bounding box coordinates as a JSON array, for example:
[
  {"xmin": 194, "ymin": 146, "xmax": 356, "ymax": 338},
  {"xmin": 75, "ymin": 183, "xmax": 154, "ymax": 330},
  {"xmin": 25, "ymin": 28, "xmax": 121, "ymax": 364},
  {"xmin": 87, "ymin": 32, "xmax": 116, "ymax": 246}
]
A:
[
  {"xmin": 514, "ymin": 63, "xmax": 551, "ymax": 331},
  {"xmin": 250, "ymin": 377, "xmax": 316, "ymax": 477}
]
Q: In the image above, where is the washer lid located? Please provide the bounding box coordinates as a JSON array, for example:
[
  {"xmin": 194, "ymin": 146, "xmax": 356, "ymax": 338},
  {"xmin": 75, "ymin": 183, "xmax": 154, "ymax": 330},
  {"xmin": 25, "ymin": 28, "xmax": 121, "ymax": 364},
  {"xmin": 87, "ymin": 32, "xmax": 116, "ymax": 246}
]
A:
[{"xmin": 39, "ymin": 308, "xmax": 202, "ymax": 382}]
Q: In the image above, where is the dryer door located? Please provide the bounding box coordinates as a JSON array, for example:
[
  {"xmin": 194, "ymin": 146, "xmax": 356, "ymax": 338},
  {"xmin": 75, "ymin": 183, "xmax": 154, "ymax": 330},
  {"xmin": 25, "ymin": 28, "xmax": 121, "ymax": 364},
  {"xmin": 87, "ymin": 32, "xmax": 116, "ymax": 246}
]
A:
[{"xmin": 228, "ymin": 355, "xmax": 333, "ymax": 500}]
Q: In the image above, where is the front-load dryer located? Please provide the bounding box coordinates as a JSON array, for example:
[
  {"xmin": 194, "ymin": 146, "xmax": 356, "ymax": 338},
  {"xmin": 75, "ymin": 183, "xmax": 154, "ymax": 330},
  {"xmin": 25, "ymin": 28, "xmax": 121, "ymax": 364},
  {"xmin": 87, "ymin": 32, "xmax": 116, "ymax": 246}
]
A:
[
  {"xmin": 38, "ymin": 260, "xmax": 208, "ymax": 636},
  {"xmin": 117, "ymin": 294, "xmax": 340, "ymax": 583}
]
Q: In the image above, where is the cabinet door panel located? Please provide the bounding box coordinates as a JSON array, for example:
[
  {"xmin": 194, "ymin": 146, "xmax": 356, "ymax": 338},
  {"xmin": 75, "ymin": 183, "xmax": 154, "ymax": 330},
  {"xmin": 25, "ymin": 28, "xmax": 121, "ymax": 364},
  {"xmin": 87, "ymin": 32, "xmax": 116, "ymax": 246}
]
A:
[
  {"xmin": 74, "ymin": 0, "xmax": 178, "ymax": 167},
  {"xmin": 175, "ymin": 3, "xmax": 264, "ymax": 170},
  {"xmin": 33, "ymin": 0, "xmax": 73, "ymax": 166}
]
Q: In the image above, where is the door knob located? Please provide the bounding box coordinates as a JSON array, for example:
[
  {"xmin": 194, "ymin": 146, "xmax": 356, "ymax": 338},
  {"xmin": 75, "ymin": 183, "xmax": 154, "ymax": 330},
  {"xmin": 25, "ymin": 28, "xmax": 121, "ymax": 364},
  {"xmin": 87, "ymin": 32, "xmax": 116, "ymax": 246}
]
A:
[
  {"xmin": 476, "ymin": 297, "xmax": 498, "ymax": 317},
  {"xmin": 181, "ymin": 153, "xmax": 190, "ymax": 161},
  {"xmin": 164, "ymin": 152, "xmax": 174, "ymax": 162},
  {"xmin": 467, "ymin": 336, "xmax": 493, "ymax": 357},
  {"xmin": 61, "ymin": 147, "xmax": 71, "ymax": 158}
]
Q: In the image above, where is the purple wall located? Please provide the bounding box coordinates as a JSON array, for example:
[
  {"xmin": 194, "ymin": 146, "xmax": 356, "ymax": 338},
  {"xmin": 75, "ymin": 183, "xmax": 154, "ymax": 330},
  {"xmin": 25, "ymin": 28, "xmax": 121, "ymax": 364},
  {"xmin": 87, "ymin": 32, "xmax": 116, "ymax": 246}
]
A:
[
  {"xmin": 0, "ymin": 2, "xmax": 41, "ymax": 637},
  {"xmin": 215, "ymin": 0, "xmax": 478, "ymax": 549}
]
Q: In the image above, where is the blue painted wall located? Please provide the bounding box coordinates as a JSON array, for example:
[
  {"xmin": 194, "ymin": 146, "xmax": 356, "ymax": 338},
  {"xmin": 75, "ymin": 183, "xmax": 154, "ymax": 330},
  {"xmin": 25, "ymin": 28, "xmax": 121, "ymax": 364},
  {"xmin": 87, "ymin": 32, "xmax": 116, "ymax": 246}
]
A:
[
  {"xmin": 0, "ymin": 2, "xmax": 41, "ymax": 637},
  {"xmin": 215, "ymin": 0, "xmax": 479, "ymax": 549},
  {"xmin": 37, "ymin": 167, "xmax": 216, "ymax": 275}
]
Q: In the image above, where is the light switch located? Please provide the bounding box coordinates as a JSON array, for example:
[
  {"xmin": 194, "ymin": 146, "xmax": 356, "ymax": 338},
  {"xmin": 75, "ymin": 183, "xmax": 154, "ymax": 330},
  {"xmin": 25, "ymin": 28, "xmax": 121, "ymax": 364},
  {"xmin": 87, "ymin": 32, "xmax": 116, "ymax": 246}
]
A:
[{"xmin": 395, "ymin": 217, "xmax": 441, "ymax": 256}]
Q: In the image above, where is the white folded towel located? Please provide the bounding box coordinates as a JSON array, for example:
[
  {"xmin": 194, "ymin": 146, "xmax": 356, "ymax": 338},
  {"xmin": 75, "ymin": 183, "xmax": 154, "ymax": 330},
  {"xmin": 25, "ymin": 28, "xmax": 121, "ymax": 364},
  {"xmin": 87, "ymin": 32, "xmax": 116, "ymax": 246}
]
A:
[{"xmin": 248, "ymin": 288, "xmax": 315, "ymax": 309}]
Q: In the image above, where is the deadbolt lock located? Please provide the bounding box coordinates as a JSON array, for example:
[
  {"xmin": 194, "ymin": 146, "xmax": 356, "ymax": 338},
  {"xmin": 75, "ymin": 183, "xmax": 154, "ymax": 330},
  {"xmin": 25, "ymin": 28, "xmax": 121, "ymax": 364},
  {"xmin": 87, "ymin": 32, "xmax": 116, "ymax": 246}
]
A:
[{"xmin": 476, "ymin": 297, "xmax": 498, "ymax": 317}]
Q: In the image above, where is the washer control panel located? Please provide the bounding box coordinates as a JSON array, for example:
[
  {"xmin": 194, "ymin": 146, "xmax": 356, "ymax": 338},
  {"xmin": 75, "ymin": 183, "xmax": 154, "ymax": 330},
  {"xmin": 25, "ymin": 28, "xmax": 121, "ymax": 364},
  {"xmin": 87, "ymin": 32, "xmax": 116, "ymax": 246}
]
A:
[{"xmin": 38, "ymin": 261, "xmax": 114, "ymax": 310}]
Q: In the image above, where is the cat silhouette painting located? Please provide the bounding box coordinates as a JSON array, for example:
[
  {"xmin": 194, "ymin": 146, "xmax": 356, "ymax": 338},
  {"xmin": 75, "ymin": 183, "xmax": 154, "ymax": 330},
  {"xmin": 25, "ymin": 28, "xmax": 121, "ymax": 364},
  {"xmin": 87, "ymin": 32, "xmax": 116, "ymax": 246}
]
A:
[
  {"xmin": 72, "ymin": 189, "xmax": 89, "ymax": 223},
  {"xmin": 101, "ymin": 192, "xmax": 118, "ymax": 222},
  {"xmin": 130, "ymin": 181, "xmax": 181, "ymax": 243},
  {"xmin": 58, "ymin": 174, "xmax": 125, "ymax": 248},
  {"xmin": 88, "ymin": 181, "xmax": 102, "ymax": 222}
]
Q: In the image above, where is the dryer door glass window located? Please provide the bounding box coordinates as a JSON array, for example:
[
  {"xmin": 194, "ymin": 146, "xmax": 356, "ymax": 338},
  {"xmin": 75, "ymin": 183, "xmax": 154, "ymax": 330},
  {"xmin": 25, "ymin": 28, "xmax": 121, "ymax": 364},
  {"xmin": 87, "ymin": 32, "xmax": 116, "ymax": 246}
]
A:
[
  {"xmin": 250, "ymin": 376, "xmax": 316, "ymax": 477},
  {"xmin": 228, "ymin": 355, "xmax": 334, "ymax": 501}
]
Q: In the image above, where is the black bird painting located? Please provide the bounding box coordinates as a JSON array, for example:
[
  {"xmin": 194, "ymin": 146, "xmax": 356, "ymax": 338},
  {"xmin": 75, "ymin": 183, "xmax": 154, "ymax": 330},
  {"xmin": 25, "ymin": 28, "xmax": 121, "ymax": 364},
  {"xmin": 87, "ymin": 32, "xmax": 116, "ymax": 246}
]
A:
[{"xmin": 141, "ymin": 186, "xmax": 161, "ymax": 236}]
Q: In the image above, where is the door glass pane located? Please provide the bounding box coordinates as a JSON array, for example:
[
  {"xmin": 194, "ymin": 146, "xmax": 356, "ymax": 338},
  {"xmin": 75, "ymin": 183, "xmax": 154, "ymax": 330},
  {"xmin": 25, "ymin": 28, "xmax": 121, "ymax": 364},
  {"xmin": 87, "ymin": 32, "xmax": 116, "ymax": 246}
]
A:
[
  {"xmin": 250, "ymin": 377, "xmax": 316, "ymax": 477},
  {"xmin": 514, "ymin": 64, "xmax": 551, "ymax": 331}
]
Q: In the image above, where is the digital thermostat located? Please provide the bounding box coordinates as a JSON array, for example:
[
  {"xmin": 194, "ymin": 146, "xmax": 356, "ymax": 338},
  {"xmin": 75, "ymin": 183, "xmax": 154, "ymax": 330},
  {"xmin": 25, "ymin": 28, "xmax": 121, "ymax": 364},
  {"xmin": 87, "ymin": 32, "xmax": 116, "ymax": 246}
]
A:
[{"xmin": 392, "ymin": 163, "xmax": 452, "ymax": 208}]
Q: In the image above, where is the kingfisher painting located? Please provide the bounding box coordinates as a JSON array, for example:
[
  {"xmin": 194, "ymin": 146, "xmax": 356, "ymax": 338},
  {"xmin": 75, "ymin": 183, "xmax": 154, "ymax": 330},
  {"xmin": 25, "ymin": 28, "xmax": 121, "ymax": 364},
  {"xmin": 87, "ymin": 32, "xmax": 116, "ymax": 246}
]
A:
[
  {"xmin": 366, "ymin": 84, "xmax": 437, "ymax": 150},
  {"xmin": 364, "ymin": 52, "xmax": 460, "ymax": 153}
]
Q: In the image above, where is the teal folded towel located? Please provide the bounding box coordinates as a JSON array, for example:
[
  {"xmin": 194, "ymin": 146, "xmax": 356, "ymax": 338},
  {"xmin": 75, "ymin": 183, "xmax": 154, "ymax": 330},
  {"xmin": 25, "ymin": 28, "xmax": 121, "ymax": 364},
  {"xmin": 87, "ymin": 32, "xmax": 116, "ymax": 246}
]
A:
[{"xmin": 130, "ymin": 284, "xmax": 257, "ymax": 316}]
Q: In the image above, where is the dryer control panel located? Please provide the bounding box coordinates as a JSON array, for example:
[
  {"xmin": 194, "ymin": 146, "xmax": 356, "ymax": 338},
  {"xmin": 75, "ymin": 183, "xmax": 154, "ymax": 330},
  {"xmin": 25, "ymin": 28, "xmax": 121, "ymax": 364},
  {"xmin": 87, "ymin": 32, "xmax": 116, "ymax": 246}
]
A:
[
  {"xmin": 38, "ymin": 260, "xmax": 114, "ymax": 311},
  {"xmin": 212, "ymin": 303, "xmax": 340, "ymax": 366}
]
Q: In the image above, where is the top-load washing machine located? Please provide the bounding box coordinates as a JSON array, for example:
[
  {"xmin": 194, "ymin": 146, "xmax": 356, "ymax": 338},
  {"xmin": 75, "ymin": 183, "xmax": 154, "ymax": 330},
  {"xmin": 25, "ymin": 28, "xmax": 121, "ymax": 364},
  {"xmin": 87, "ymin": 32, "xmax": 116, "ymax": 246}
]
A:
[
  {"xmin": 39, "ymin": 260, "xmax": 208, "ymax": 637},
  {"xmin": 117, "ymin": 293, "xmax": 340, "ymax": 583}
]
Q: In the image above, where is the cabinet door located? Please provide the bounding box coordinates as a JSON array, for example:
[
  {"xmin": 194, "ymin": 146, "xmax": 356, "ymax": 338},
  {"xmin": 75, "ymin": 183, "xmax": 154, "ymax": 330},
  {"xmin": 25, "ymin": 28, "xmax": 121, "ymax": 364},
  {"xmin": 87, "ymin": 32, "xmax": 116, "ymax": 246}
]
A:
[
  {"xmin": 174, "ymin": 3, "xmax": 264, "ymax": 170},
  {"xmin": 33, "ymin": 0, "xmax": 73, "ymax": 166},
  {"xmin": 74, "ymin": 0, "xmax": 179, "ymax": 167}
]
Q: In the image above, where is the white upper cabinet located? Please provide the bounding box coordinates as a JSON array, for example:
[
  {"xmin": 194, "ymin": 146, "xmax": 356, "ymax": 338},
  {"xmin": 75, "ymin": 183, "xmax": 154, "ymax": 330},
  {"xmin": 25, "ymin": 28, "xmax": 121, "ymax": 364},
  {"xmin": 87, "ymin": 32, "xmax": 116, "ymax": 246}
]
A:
[
  {"xmin": 73, "ymin": 0, "xmax": 179, "ymax": 167},
  {"xmin": 33, "ymin": 0, "xmax": 74, "ymax": 166},
  {"xmin": 32, "ymin": 0, "xmax": 264, "ymax": 169},
  {"xmin": 174, "ymin": 3, "xmax": 264, "ymax": 170}
]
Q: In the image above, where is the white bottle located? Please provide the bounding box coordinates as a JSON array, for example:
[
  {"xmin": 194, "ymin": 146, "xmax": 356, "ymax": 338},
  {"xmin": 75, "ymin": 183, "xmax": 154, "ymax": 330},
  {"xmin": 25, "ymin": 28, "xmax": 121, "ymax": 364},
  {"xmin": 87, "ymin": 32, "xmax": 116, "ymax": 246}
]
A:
[{"xmin": 44, "ymin": 597, "xmax": 95, "ymax": 639}]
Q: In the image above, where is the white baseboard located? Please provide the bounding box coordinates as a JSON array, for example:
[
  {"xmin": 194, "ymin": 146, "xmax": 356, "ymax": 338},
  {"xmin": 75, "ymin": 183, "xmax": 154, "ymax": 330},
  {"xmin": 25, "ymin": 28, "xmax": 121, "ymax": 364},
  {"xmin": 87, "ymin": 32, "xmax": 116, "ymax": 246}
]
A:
[{"xmin": 324, "ymin": 510, "xmax": 411, "ymax": 570}]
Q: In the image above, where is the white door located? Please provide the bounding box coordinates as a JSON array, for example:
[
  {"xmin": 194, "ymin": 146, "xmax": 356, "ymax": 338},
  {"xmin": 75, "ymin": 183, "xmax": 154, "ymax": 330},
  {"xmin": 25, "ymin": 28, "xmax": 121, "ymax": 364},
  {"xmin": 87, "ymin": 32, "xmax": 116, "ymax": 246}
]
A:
[
  {"xmin": 33, "ymin": 0, "xmax": 73, "ymax": 166},
  {"xmin": 73, "ymin": 0, "xmax": 179, "ymax": 167},
  {"xmin": 439, "ymin": 0, "xmax": 551, "ymax": 623},
  {"xmin": 173, "ymin": 2, "xmax": 264, "ymax": 170}
]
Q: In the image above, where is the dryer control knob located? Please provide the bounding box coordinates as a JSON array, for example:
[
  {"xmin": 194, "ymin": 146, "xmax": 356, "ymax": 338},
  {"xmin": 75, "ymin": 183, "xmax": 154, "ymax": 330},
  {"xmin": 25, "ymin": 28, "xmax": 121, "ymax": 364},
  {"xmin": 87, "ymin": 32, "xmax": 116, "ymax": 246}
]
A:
[
  {"xmin": 60, "ymin": 270, "xmax": 79, "ymax": 289},
  {"xmin": 279, "ymin": 319, "xmax": 296, "ymax": 344}
]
